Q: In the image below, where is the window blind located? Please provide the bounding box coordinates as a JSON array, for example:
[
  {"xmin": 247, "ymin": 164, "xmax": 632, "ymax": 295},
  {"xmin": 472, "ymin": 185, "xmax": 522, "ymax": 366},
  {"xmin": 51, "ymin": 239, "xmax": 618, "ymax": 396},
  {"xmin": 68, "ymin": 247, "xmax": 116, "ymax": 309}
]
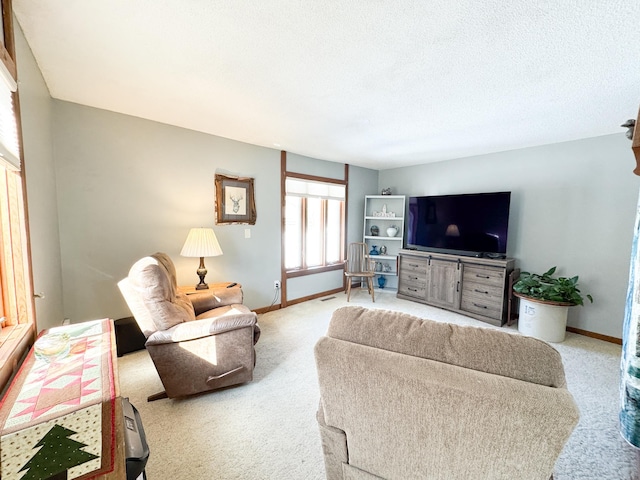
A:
[
  {"xmin": 285, "ymin": 178, "xmax": 345, "ymax": 200},
  {"xmin": 0, "ymin": 58, "xmax": 19, "ymax": 170}
]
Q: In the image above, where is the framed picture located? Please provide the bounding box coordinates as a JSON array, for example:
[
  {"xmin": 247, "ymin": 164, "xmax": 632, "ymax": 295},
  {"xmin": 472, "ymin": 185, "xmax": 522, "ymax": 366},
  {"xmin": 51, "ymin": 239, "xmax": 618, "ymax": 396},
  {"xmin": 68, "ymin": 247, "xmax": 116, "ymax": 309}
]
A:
[{"xmin": 215, "ymin": 174, "xmax": 257, "ymax": 225}]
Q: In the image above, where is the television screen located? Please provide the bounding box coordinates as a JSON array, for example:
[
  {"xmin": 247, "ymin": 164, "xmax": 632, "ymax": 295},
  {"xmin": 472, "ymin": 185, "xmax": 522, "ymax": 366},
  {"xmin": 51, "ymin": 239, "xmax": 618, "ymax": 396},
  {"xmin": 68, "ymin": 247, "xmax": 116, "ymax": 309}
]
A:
[{"xmin": 406, "ymin": 192, "xmax": 511, "ymax": 257}]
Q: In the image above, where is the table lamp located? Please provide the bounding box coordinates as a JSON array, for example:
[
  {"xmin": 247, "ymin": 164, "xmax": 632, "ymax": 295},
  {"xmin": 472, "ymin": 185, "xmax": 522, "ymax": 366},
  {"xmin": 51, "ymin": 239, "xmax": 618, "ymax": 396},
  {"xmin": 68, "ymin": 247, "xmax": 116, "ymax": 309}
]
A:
[{"xmin": 180, "ymin": 227, "xmax": 223, "ymax": 289}]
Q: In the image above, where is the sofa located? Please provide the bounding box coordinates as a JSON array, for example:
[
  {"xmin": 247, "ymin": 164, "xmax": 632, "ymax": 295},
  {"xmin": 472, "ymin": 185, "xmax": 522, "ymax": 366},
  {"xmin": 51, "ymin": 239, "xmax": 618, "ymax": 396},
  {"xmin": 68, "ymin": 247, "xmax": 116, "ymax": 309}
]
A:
[{"xmin": 314, "ymin": 306, "xmax": 579, "ymax": 479}]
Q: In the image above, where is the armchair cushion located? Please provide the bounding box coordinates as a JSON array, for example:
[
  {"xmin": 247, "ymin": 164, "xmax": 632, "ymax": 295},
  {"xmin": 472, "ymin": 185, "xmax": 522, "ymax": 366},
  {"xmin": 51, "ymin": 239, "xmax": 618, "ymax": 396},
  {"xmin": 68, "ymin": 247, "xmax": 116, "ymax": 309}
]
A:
[
  {"xmin": 145, "ymin": 304, "xmax": 257, "ymax": 345},
  {"xmin": 128, "ymin": 253, "xmax": 195, "ymax": 331},
  {"xmin": 188, "ymin": 287, "xmax": 244, "ymax": 316}
]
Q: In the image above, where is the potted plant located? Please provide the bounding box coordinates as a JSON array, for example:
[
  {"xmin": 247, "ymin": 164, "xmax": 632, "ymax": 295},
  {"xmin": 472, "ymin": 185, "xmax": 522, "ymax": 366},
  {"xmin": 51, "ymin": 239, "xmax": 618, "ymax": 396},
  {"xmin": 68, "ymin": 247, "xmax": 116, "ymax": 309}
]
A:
[{"xmin": 513, "ymin": 266, "xmax": 593, "ymax": 343}]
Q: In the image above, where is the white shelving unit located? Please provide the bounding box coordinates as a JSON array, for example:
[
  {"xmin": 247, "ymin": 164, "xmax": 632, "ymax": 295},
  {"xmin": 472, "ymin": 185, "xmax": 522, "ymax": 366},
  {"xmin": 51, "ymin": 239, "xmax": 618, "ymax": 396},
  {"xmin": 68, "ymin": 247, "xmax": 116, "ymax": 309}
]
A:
[{"xmin": 363, "ymin": 195, "xmax": 406, "ymax": 291}]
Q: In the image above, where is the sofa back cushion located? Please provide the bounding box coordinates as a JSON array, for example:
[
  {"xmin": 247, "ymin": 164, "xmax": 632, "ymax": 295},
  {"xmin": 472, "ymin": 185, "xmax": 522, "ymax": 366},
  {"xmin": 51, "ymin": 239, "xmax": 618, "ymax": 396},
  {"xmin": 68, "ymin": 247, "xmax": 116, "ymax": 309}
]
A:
[
  {"xmin": 327, "ymin": 306, "xmax": 566, "ymax": 388},
  {"xmin": 315, "ymin": 333, "xmax": 579, "ymax": 479},
  {"xmin": 124, "ymin": 253, "xmax": 195, "ymax": 333}
]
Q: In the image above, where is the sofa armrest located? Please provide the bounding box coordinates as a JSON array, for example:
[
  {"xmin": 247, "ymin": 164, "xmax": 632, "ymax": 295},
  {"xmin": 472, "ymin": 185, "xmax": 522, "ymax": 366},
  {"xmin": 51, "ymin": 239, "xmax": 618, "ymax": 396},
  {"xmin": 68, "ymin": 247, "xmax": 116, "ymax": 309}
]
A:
[
  {"xmin": 146, "ymin": 308, "xmax": 257, "ymax": 345},
  {"xmin": 188, "ymin": 287, "xmax": 244, "ymax": 316}
]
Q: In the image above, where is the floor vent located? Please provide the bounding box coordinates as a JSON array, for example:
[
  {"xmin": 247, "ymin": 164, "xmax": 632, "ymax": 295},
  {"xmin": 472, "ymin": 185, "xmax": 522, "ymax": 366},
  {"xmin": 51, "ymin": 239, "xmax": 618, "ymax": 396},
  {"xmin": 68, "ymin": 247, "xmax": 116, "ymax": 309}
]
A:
[{"xmin": 320, "ymin": 296, "xmax": 336, "ymax": 302}]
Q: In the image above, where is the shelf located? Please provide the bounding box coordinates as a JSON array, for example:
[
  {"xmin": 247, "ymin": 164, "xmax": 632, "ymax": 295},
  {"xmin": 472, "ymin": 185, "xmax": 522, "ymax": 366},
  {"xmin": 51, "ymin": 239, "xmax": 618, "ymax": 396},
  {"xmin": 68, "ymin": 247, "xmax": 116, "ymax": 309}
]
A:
[
  {"xmin": 365, "ymin": 216, "xmax": 404, "ymax": 221},
  {"xmin": 365, "ymin": 236, "xmax": 403, "ymax": 241},
  {"xmin": 368, "ymin": 254, "xmax": 396, "ymax": 261},
  {"xmin": 373, "ymin": 271, "xmax": 397, "ymax": 276}
]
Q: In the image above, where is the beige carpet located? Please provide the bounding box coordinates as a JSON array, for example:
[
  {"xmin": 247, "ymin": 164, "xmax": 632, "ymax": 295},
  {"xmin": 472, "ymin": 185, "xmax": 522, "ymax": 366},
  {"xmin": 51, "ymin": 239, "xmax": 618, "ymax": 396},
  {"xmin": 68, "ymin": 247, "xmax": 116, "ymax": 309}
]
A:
[{"xmin": 117, "ymin": 289, "xmax": 636, "ymax": 479}]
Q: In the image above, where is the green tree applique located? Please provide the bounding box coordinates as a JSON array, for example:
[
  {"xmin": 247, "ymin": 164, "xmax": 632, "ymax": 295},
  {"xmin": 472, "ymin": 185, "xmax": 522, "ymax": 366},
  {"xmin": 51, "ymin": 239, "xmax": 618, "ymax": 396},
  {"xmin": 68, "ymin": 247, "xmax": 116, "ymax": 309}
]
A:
[{"xmin": 19, "ymin": 424, "xmax": 99, "ymax": 480}]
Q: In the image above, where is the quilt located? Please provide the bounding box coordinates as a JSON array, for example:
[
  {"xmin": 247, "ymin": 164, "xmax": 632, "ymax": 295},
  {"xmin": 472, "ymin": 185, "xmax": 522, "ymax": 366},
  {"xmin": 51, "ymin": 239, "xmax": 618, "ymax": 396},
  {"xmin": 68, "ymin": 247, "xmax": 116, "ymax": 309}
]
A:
[{"xmin": 0, "ymin": 319, "xmax": 117, "ymax": 480}]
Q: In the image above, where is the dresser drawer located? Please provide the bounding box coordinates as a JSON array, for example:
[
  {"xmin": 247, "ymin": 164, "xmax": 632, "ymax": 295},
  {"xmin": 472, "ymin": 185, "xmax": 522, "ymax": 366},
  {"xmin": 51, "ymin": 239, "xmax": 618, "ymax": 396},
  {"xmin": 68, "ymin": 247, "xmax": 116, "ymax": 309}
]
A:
[
  {"xmin": 400, "ymin": 270, "xmax": 427, "ymax": 287},
  {"xmin": 400, "ymin": 256, "xmax": 428, "ymax": 275},
  {"xmin": 462, "ymin": 265, "xmax": 505, "ymax": 288},
  {"xmin": 460, "ymin": 295, "xmax": 503, "ymax": 320},
  {"xmin": 461, "ymin": 289, "xmax": 502, "ymax": 312},
  {"xmin": 398, "ymin": 256, "xmax": 427, "ymax": 300},
  {"xmin": 462, "ymin": 280, "xmax": 503, "ymax": 302},
  {"xmin": 398, "ymin": 283, "xmax": 427, "ymax": 300}
]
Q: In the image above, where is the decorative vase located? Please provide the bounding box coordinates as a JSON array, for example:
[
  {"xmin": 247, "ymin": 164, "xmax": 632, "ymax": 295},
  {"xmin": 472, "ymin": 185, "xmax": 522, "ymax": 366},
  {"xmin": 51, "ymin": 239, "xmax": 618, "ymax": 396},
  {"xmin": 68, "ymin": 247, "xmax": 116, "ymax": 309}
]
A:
[
  {"xmin": 369, "ymin": 246, "xmax": 379, "ymax": 255},
  {"xmin": 386, "ymin": 226, "xmax": 398, "ymax": 237},
  {"xmin": 377, "ymin": 275, "xmax": 387, "ymax": 288},
  {"xmin": 375, "ymin": 262, "xmax": 382, "ymax": 272},
  {"xmin": 34, "ymin": 333, "xmax": 71, "ymax": 363},
  {"xmin": 370, "ymin": 225, "xmax": 379, "ymax": 236}
]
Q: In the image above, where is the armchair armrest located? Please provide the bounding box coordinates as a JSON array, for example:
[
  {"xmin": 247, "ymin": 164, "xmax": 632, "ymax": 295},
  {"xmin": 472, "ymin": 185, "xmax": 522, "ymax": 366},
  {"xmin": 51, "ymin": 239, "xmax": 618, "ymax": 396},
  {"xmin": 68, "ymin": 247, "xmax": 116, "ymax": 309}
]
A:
[
  {"xmin": 146, "ymin": 307, "xmax": 257, "ymax": 345},
  {"xmin": 188, "ymin": 287, "xmax": 244, "ymax": 316}
]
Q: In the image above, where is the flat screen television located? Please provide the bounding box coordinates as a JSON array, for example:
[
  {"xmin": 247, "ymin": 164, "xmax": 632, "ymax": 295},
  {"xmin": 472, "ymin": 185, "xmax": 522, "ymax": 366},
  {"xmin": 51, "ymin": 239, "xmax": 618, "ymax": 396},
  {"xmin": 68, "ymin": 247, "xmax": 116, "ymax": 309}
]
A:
[{"xmin": 406, "ymin": 191, "xmax": 511, "ymax": 258}]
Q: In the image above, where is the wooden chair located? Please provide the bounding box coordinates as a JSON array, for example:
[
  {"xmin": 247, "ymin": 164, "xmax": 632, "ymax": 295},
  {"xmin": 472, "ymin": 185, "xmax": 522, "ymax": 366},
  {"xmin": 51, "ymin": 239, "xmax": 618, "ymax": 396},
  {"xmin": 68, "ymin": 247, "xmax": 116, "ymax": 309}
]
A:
[{"xmin": 344, "ymin": 242, "xmax": 376, "ymax": 302}]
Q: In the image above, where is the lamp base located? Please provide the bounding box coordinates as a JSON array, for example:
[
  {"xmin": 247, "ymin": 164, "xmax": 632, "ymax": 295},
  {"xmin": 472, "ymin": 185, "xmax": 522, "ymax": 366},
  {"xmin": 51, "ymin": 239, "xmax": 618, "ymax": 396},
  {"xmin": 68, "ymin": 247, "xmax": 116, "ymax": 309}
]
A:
[{"xmin": 195, "ymin": 257, "xmax": 209, "ymax": 290}]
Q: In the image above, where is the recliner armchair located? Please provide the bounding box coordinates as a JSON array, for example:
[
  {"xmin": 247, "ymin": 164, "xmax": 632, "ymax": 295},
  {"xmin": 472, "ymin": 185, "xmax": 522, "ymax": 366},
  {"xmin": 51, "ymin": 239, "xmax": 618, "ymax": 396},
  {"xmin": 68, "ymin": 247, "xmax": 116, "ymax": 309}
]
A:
[
  {"xmin": 118, "ymin": 252, "xmax": 260, "ymax": 401},
  {"xmin": 315, "ymin": 306, "xmax": 579, "ymax": 480}
]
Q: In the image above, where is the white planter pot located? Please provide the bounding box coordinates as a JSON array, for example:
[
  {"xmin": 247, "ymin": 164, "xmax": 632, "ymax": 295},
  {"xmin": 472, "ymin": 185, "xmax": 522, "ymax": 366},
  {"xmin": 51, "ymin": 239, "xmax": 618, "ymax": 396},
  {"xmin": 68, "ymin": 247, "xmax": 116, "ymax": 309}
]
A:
[
  {"xmin": 386, "ymin": 227, "xmax": 398, "ymax": 237},
  {"xmin": 517, "ymin": 297, "xmax": 570, "ymax": 343}
]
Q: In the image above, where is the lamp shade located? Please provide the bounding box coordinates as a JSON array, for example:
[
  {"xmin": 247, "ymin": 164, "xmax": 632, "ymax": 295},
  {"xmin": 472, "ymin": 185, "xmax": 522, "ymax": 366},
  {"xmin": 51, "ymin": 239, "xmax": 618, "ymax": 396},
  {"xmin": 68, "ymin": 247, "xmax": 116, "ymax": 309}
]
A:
[
  {"xmin": 180, "ymin": 228, "xmax": 223, "ymax": 257},
  {"xmin": 445, "ymin": 224, "xmax": 460, "ymax": 237}
]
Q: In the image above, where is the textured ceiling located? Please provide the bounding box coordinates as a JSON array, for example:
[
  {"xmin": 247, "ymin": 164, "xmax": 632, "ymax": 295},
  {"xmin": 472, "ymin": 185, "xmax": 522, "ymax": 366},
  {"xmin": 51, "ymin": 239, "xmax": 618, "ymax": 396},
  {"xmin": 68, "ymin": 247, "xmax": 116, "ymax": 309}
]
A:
[{"xmin": 12, "ymin": 1, "xmax": 640, "ymax": 170}]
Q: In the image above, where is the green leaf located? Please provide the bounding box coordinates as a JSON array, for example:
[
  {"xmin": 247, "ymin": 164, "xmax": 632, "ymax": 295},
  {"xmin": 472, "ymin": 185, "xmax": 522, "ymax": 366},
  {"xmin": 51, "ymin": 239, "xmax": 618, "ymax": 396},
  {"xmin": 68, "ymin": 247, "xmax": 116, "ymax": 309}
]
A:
[{"xmin": 513, "ymin": 266, "xmax": 592, "ymax": 306}]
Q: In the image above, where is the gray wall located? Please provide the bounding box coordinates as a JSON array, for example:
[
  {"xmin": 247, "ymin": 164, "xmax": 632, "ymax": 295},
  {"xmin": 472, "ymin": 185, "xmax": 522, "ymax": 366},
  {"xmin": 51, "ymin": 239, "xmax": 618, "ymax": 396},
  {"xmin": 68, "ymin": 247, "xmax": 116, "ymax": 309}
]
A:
[
  {"xmin": 51, "ymin": 102, "xmax": 273, "ymax": 320},
  {"xmin": 348, "ymin": 166, "xmax": 379, "ymax": 245},
  {"xmin": 380, "ymin": 134, "xmax": 638, "ymax": 339},
  {"xmin": 50, "ymin": 103, "xmax": 377, "ymax": 321},
  {"xmin": 15, "ymin": 23, "xmax": 64, "ymax": 331}
]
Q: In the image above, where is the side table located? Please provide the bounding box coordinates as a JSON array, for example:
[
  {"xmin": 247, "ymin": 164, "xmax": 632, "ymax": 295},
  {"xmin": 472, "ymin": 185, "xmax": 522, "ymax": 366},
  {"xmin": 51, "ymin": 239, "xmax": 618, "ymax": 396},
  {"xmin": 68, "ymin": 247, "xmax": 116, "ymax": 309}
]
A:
[{"xmin": 178, "ymin": 282, "xmax": 241, "ymax": 295}]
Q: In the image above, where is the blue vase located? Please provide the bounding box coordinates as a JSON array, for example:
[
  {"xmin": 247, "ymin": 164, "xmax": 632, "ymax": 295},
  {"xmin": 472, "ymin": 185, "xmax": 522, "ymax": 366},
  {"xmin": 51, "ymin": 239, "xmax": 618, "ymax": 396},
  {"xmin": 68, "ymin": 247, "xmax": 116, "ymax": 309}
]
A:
[
  {"xmin": 369, "ymin": 246, "xmax": 379, "ymax": 255},
  {"xmin": 377, "ymin": 275, "xmax": 386, "ymax": 288}
]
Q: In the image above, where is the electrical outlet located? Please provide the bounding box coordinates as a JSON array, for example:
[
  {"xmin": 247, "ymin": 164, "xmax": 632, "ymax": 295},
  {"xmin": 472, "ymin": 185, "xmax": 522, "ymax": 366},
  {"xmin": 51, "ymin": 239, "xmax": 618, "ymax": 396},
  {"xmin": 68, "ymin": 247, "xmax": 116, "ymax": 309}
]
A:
[{"xmin": 274, "ymin": 280, "xmax": 281, "ymax": 289}]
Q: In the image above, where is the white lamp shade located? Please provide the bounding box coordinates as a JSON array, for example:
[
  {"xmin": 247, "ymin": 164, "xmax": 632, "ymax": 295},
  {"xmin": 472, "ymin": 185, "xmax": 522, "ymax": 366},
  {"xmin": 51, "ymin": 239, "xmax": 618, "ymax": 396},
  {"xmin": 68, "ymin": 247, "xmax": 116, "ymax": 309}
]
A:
[{"xmin": 180, "ymin": 228, "xmax": 223, "ymax": 257}]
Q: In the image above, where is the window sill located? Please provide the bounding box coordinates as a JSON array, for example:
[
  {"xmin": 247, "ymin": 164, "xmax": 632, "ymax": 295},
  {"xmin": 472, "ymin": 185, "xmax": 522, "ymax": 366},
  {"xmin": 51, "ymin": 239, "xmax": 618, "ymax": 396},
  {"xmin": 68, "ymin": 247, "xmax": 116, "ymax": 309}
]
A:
[
  {"xmin": 286, "ymin": 263, "xmax": 345, "ymax": 278},
  {"xmin": 0, "ymin": 323, "xmax": 35, "ymax": 395}
]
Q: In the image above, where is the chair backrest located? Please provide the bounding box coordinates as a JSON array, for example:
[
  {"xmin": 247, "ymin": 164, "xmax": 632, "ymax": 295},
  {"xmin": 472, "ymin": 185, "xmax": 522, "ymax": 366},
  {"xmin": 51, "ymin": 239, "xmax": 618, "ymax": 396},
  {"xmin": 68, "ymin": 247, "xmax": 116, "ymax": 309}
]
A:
[
  {"xmin": 345, "ymin": 242, "xmax": 372, "ymax": 274},
  {"xmin": 118, "ymin": 253, "xmax": 195, "ymax": 338},
  {"xmin": 315, "ymin": 306, "xmax": 580, "ymax": 479}
]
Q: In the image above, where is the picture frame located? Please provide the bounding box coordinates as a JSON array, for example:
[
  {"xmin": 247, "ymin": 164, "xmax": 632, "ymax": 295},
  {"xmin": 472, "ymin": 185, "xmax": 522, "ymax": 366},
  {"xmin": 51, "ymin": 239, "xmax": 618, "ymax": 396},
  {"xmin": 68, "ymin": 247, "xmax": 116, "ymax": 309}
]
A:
[{"xmin": 214, "ymin": 174, "xmax": 257, "ymax": 225}]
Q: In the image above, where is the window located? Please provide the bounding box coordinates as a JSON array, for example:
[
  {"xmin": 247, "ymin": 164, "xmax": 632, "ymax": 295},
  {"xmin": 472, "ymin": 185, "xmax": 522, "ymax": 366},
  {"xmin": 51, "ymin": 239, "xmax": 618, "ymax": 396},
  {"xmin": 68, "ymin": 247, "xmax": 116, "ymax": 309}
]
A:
[
  {"xmin": 0, "ymin": 0, "xmax": 35, "ymax": 393},
  {"xmin": 285, "ymin": 177, "xmax": 346, "ymax": 271}
]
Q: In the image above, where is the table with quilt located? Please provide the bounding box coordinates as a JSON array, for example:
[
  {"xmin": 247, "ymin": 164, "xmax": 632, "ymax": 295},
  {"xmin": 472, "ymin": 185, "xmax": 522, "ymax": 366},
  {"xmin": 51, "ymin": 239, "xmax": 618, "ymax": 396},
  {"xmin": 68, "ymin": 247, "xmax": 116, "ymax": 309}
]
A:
[{"xmin": 0, "ymin": 319, "xmax": 125, "ymax": 480}]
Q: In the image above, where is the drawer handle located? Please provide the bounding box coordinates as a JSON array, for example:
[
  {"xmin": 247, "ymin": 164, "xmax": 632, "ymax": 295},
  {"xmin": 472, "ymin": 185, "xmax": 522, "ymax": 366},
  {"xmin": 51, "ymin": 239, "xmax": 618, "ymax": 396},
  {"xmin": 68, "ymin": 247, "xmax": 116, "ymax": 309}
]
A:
[
  {"xmin": 473, "ymin": 303, "xmax": 488, "ymax": 309},
  {"xmin": 409, "ymin": 263, "xmax": 419, "ymax": 268},
  {"xmin": 408, "ymin": 288, "xmax": 418, "ymax": 292},
  {"xmin": 474, "ymin": 289, "xmax": 489, "ymax": 295},
  {"xmin": 410, "ymin": 276, "xmax": 418, "ymax": 280},
  {"xmin": 475, "ymin": 274, "xmax": 491, "ymax": 279}
]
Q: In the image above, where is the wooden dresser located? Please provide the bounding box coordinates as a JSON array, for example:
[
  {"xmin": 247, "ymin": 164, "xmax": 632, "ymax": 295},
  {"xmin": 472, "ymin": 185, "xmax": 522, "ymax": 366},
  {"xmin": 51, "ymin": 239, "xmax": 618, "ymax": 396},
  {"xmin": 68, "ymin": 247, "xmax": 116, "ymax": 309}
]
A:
[{"xmin": 398, "ymin": 250, "xmax": 516, "ymax": 326}]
